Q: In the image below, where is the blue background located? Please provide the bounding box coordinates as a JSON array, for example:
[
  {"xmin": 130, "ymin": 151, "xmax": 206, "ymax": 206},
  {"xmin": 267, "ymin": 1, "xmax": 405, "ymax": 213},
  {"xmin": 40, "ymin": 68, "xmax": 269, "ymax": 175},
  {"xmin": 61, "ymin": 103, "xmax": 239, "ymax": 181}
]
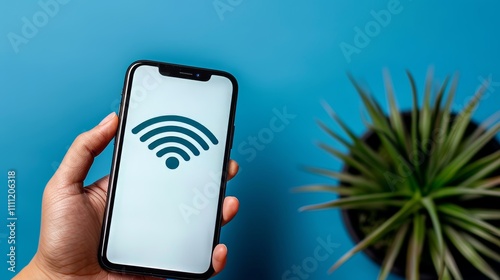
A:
[{"xmin": 1, "ymin": 0, "xmax": 499, "ymax": 279}]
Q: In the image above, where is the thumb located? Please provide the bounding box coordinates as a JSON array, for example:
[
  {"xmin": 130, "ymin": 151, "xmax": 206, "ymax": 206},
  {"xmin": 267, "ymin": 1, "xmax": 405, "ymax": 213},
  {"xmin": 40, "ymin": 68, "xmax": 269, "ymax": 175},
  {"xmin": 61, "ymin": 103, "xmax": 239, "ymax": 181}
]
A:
[{"xmin": 50, "ymin": 112, "xmax": 118, "ymax": 194}]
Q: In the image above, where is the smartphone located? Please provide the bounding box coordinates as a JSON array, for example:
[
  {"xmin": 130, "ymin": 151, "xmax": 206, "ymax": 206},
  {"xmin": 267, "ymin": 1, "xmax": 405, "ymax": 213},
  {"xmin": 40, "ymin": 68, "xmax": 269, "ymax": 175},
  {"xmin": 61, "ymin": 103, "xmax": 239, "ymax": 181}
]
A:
[{"xmin": 98, "ymin": 60, "xmax": 238, "ymax": 279}]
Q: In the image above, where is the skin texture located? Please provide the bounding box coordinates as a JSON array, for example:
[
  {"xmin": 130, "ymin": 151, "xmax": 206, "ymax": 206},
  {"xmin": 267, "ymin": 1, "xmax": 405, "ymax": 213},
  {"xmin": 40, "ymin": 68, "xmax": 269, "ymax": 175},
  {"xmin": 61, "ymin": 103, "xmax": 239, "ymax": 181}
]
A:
[{"xmin": 14, "ymin": 113, "xmax": 240, "ymax": 280}]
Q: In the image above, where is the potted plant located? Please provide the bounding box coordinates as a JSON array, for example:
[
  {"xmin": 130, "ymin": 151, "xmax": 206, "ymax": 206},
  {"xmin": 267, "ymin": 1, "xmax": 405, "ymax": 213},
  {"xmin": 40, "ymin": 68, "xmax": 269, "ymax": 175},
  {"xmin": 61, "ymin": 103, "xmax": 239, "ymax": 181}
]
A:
[{"xmin": 296, "ymin": 71, "xmax": 500, "ymax": 280}]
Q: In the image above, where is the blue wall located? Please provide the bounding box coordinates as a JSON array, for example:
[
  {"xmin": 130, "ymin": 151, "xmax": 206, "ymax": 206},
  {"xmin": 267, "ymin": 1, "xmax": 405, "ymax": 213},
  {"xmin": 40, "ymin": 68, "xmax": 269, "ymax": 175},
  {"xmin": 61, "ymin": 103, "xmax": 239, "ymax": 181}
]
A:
[{"xmin": 1, "ymin": 1, "xmax": 499, "ymax": 279}]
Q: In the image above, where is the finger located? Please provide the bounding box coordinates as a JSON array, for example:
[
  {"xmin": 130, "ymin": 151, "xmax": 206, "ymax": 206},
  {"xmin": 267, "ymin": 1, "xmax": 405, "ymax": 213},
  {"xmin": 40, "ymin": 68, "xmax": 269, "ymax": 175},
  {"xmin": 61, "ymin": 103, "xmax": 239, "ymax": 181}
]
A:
[
  {"xmin": 85, "ymin": 175, "xmax": 110, "ymax": 212},
  {"xmin": 227, "ymin": 160, "xmax": 239, "ymax": 181},
  {"xmin": 87, "ymin": 175, "xmax": 110, "ymax": 194},
  {"xmin": 51, "ymin": 113, "xmax": 118, "ymax": 193},
  {"xmin": 222, "ymin": 196, "xmax": 239, "ymax": 226},
  {"xmin": 211, "ymin": 244, "xmax": 227, "ymax": 277}
]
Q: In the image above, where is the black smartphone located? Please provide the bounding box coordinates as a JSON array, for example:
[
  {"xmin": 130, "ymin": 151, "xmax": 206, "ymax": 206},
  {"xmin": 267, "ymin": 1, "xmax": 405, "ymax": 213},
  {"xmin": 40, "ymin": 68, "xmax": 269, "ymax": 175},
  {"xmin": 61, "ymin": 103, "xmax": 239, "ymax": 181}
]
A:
[{"xmin": 98, "ymin": 60, "xmax": 238, "ymax": 279}]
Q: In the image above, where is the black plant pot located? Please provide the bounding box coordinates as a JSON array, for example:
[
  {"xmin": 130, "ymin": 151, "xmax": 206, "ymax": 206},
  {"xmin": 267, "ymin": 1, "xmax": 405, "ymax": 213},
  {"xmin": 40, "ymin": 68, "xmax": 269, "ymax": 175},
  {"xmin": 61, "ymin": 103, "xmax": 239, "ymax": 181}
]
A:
[{"xmin": 340, "ymin": 112, "xmax": 500, "ymax": 279}]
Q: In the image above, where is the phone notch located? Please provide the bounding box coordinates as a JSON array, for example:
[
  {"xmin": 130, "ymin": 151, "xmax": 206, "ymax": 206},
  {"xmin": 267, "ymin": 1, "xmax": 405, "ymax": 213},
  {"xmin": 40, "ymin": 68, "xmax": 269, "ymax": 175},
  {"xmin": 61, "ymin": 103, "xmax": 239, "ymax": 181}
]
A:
[{"xmin": 159, "ymin": 64, "xmax": 211, "ymax": 82}]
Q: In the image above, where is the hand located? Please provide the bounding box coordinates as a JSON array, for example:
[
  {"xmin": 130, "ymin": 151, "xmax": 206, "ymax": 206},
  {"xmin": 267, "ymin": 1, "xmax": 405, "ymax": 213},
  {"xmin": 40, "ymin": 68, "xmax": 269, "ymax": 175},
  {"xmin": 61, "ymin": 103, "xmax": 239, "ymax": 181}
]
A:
[{"xmin": 15, "ymin": 112, "xmax": 240, "ymax": 280}]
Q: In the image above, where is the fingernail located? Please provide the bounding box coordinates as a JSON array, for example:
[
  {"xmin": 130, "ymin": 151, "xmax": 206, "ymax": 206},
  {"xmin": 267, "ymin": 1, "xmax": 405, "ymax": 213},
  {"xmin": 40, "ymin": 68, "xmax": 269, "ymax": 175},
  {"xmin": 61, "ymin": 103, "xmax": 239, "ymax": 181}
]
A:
[{"xmin": 99, "ymin": 112, "xmax": 116, "ymax": 126}]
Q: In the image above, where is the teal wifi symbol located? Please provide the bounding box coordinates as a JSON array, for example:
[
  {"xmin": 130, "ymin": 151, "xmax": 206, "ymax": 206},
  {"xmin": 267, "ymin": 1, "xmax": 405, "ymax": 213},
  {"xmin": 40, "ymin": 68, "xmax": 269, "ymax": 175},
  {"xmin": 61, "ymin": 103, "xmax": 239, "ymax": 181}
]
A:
[{"xmin": 132, "ymin": 115, "xmax": 218, "ymax": 170}]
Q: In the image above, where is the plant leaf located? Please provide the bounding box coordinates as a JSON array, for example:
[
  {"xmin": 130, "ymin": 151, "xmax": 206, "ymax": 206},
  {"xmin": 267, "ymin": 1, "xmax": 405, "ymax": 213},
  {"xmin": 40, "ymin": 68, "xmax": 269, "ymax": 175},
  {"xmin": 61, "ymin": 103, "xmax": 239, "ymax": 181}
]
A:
[
  {"xmin": 427, "ymin": 74, "xmax": 459, "ymax": 183},
  {"xmin": 470, "ymin": 209, "xmax": 500, "ymax": 220},
  {"xmin": 471, "ymin": 176, "xmax": 500, "ymax": 189},
  {"xmin": 437, "ymin": 83, "xmax": 489, "ymax": 174},
  {"xmin": 305, "ymin": 167, "xmax": 382, "ymax": 191},
  {"xmin": 432, "ymin": 122, "xmax": 500, "ymax": 189},
  {"xmin": 368, "ymin": 125, "xmax": 419, "ymax": 192},
  {"xmin": 463, "ymin": 232, "xmax": 500, "ymax": 262},
  {"xmin": 445, "ymin": 216, "xmax": 500, "ymax": 247},
  {"xmin": 419, "ymin": 69, "xmax": 433, "ymax": 156},
  {"xmin": 424, "ymin": 77, "xmax": 451, "ymax": 190},
  {"xmin": 299, "ymin": 192, "xmax": 409, "ymax": 211},
  {"xmin": 407, "ymin": 213, "xmax": 426, "ymax": 280},
  {"xmin": 442, "ymin": 245, "xmax": 462, "ymax": 280},
  {"xmin": 321, "ymin": 102, "xmax": 361, "ymax": 141},
  {"xmin": 461, "ymin": 176, "xmax": 500, "ymax": 200},
  {"xmin": 431, "ymin": 76, "xmax": 450, "ymax": 126},
  {"xmin": 318, "ymin": 118, "xmax": 388, "ymax": 176},
  {"xmin": 318, "ymin": 114, "xmax": 388, "ymax": 171},
  {"xmin": 318, "ymin": 119, "xmax": 388, "ymax": 179},
  {"xmin": 328, "ymin": 197, "xmax": 422, "ymax": 273},
  {"xmin": 292, "ymin": 184, "xmax": 359, "ymax": 196},
  {"xmin": 430, "ymin": 187, "xmax": 500, "ymax": 200},
  {"xmin": 428, "ymin": 229, "xmax": 462, "ymax": 280},
  {"xmin": 438, "ymin": 74, "xmax": 459, "ymax": 144},
  {"xmin": 347, "ymin": 74, "xmax": 395, "ymax": 140},
  {"xmin": 384, "ymin": 70, "xmax": 409, "ymax": 156},
  {"xmin": 438, "ymin": 204, "xmax": 500, "ymax": 237},
  {"xmin": 459, "ymin": 111, "xmax": 500, "ymax": 152},
  {"xmin": 441, "ymin": 85, "xmax": 486, "ymax": 163},
  {"xmin": 368, "ymin": 125, "xmax": 412, "ymax": 165},
  {"xmin": 422, "ymin": 197, "xmax": 445, "ymax": 278},
  {"xmin": 444, "ymin": 226, "xmax": 500, "ymax": 280},
  {"xmin": 407, "ymin": 71, "xmax": 421, "ymax": 180},
  {"xmin": 318, "ymin": 143, "xmax": 379, "ymax": 180},
  {"xmin": 459, "ymin": 151, "xmax": 500, "ymax": 187},
  {"xmin": 317, "ymin": 120, "xmax": 351, "ymax": 147},
  {"xmin": 378, "ymin": 222, "xmax": 410, "ymax": 280}
]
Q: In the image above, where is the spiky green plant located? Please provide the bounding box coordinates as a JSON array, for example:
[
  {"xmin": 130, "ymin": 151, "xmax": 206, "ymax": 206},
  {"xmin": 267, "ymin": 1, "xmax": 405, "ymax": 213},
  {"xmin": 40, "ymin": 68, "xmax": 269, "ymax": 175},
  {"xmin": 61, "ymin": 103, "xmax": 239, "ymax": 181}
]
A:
[{"xmin": 296, "ymin": 71, "xmax": 500, "ymax": 280}]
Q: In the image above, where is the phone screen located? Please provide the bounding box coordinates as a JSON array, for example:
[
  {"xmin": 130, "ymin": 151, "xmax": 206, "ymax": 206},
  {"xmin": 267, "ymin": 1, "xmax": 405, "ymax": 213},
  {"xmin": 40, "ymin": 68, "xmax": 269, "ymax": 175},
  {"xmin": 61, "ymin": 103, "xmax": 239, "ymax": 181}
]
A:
[{"xmin": 101, "ymin": 62, "xmax": 236, "ymax": 276}]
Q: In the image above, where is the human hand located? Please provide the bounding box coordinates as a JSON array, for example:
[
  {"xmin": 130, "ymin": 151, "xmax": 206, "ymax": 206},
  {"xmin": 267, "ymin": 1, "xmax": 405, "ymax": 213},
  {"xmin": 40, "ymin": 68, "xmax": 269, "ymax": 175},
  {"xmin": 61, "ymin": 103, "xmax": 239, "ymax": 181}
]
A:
[{"xmin": 15, "ymin": 112, "xmax": 240, "ymax": 280}]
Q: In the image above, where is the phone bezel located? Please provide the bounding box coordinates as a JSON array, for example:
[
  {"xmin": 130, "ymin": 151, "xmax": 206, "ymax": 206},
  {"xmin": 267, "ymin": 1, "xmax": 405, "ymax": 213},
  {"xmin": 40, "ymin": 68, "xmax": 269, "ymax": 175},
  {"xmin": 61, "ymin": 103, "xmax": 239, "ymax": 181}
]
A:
[{"xmin": 98, "ymin": 60, "xmax": 238, "ymax": 279}]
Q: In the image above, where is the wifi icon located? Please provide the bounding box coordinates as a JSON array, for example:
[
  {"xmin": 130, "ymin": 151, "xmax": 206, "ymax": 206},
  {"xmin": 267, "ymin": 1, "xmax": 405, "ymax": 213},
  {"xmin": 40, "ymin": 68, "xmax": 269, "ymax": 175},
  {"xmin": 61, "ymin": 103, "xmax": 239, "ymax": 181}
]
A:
[{"xmin": 131, "ymin": 115, "xmax": 218, "ymax": 170}]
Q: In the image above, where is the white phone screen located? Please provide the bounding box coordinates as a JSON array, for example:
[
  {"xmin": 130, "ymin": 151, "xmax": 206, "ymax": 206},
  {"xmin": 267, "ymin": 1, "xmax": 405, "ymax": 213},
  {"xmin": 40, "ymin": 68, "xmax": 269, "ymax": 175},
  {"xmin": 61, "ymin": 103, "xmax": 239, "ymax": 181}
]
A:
[{"xmin": 105, "ymin": 64, "xmax": 234, "ymax": 273}]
